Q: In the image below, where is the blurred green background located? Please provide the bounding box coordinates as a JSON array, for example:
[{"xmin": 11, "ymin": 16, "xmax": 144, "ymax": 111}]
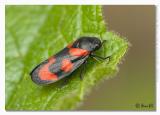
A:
[{"xmin": 79, "ymin": 5, "xmax": 156, "ymax": 110}]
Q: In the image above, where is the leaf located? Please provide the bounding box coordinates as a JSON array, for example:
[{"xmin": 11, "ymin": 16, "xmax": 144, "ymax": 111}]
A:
[{"xmin": 5, "ymin": 5, "xmax": 128, "ymax": 110}]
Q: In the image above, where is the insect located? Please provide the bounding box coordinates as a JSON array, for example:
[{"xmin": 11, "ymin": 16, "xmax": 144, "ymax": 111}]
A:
[{"xmin": 30, "ymin": 37, "xmax": 110, "ymax": 85}]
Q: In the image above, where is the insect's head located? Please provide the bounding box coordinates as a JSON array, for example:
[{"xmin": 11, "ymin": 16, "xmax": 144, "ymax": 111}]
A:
[{"xmin": 72, "ymin": 37, "xmax": 102, "ymax": 52}]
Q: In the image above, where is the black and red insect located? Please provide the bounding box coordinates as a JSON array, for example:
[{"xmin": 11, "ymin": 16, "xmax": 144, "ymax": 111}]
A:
[{"xmin": 30, "ymin": 37, "xmax": 110, "ymax": 85}]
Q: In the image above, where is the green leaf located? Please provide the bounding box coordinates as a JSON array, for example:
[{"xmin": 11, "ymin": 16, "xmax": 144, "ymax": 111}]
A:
[{"xmin": 5, "ymin": 5, "xmax": 128, "ymax": 110}]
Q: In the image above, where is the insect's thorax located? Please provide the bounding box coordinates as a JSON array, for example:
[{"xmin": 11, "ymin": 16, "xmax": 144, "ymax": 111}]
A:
[{"xmin": 72, "ymin": 37, "xmax": 102, "ymax": 52}]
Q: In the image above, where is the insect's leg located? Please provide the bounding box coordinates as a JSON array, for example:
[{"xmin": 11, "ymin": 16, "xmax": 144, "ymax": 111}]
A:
[
  {"xmin": 90, "ymin": 54, "xmax": 110, "ymax": 60},
  {"xmin": 93, "ymin": 39, "xmax": 109, "ymax": 60},
  {"xmin": 80, "ymin": 60, "xmax": 87, "ymax": 80},
  {"xmin": 59, "ymin": 78, "xmax": 67, "ymax": 88},
  {"xmin": 59, "ymin": 74, "xmax": 74, "ymax": 88}
]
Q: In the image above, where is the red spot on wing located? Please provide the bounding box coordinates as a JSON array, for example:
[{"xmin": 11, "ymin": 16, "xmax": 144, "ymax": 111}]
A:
[
  {"xmin": 69, "ymin": 48, "xmax": 89, "ymax": 57},
  {"xmin": 67, "ymin": 43, "xmax": 73, "ymax": 48},
  {"xmin": 61, "ymin": 59, "xmax": 73, "ymax": 72},
  {"xmin": 39, "ymin": 57, "xmax": 58, "ymax": 81}
]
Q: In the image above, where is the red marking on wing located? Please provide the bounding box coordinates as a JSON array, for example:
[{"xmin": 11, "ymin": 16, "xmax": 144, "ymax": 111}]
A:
[
  {"xmin": 67, "ymin": 43, "xmax": 73, "ymax": 48},
  {"xmin": 69, "ymin": 48, "xmax": 89, "ymax": 57},
  {"xmin": 39, "ymin": 57, "xmax": 58, "ymax": 81},
  {"xmin": 61, "ymin": 59, "xmax": 73, "ymax": 72}
]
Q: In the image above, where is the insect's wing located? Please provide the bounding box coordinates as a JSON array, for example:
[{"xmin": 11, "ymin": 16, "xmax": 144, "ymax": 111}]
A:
[
  {"xmin": 30, "ymin": 57, "xmax": 58, "ymax": 85},
  {"xmin": 30, "ymin": 48, "xmax": 89, "ymax": 85},
  {"xmin": 52, "ymin": 56, "xmax": 88, "ymax": 80}
]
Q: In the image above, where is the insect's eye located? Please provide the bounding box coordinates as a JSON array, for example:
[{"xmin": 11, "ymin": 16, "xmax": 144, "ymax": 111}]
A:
[{"xmin": 95, "ymin": 44, "xmax": 99, "ymax": 47}]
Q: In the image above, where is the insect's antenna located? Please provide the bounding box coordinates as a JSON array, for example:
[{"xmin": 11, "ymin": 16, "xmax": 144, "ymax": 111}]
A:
[
  {"xmin": 102, "ymin": 40, "xmax": 107, "ymax": 45},
  {"xmin": 100, "ymin": 37, "xmax": 107, "ymax": 57},
  {"xmin": 100, "ymin": 35, "xmax": 107, "ymax": 46}
]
